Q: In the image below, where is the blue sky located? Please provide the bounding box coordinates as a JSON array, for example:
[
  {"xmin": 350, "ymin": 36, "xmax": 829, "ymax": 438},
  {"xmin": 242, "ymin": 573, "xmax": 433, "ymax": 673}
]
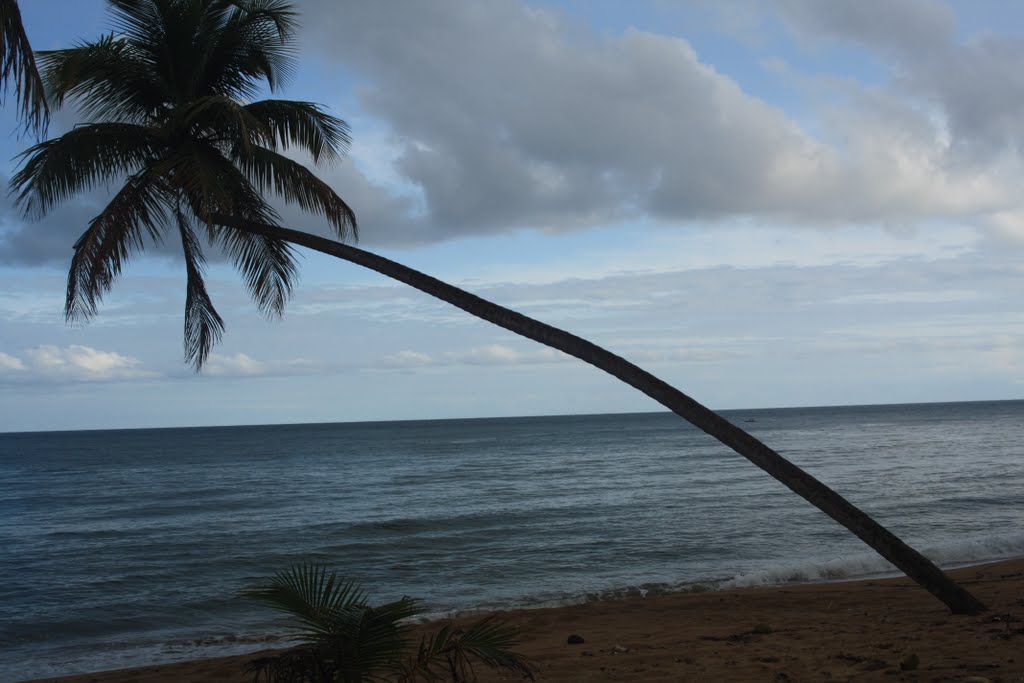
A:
[{"xmin": 1, "ymin": 0, "xmax": 1022, "ymax": 432}]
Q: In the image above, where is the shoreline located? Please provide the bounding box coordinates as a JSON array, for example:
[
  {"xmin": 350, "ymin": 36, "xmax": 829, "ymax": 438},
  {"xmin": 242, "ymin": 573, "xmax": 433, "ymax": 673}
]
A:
[{"xmin": 23, "ymin": 557, "xmax": 1024, "ymax": 682}]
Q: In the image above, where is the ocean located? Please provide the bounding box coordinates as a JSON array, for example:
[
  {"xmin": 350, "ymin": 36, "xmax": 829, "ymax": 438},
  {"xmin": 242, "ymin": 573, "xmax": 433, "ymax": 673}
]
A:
[{"xmin": 1, "ymin": 400, "xmax": 1022, "ymax": 681}]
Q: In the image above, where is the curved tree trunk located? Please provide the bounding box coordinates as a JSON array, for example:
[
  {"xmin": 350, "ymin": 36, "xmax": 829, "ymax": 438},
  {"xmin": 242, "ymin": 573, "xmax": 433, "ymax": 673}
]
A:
[{"xmin": 219, "ymin": 217, "xmax": 987, "ymax": 615}]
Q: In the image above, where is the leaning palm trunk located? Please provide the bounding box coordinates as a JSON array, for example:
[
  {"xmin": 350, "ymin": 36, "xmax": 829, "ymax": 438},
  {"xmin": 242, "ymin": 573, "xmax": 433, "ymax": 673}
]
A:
[{"xmin": 219, "ymin": 216, "xmax": 987, "ymax": 616}]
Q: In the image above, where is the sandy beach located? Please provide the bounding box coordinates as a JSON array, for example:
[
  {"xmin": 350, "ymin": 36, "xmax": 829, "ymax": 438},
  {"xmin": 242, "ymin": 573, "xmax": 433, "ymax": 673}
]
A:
[{"xmin": 22, "ymin": 558, "xmax": 1024, "ymax": 683}]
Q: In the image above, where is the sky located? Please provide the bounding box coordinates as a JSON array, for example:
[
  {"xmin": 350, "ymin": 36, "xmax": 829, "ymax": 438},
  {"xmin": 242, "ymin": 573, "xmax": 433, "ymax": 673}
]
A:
[{"xmin": 1, "ymin": 0, "xmax": 1022, "ymax": 432}]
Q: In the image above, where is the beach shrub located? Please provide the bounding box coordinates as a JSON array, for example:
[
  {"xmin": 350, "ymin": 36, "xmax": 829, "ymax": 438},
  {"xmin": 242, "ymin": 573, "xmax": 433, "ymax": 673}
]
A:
[{"xmin": 242, "ymin": 563, "xmax": 535, "ymax": 682}]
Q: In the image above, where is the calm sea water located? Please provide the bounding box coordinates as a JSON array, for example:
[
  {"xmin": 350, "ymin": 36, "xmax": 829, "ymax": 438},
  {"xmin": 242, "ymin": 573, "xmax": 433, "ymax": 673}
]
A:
[{"xmin": 1, "ymin": 401, "xmax": 1023, "ymax": 681}]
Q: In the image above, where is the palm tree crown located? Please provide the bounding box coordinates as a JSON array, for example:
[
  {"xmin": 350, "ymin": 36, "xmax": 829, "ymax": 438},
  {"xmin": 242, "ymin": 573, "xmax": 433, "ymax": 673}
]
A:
[{"xmin": 11, "ymin": 0, "xmax": 356, "ymax": 368}]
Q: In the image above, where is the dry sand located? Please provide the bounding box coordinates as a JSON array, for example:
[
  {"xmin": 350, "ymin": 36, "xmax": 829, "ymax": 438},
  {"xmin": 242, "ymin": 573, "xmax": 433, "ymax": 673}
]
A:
[{"xmin": 23, "ymin": 558, "xmax": 1024, "ymax": 683}]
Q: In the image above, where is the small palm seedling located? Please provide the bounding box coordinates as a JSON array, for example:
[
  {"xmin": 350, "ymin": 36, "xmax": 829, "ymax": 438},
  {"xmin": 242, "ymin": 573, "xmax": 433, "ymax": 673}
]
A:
[{"xmin": 241, "ymin": 563, "xmax": 534, "ymax": 683}]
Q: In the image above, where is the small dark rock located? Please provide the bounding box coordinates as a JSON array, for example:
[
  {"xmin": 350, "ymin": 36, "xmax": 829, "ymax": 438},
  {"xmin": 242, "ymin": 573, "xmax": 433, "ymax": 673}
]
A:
[
  {"xmin": 984, "ymin": 613, "xmax": 1020, "ymax": 623},
  {"xmin": 899, "ymin": 653, "xmax": 919, "ymax": 671},
  {"xmin": 581, "ymin": 650, "xmax": 595, "ymax": 657},
  {"xmin": 567, "ymin": 634, "xmax": 585, "ymax": 645}
]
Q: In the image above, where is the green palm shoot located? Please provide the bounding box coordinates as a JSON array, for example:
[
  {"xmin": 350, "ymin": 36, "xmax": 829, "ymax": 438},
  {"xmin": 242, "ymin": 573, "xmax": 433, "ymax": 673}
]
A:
[{"xmin": 242, "ymin": 563, "xmax": 535, "ymax": 683}]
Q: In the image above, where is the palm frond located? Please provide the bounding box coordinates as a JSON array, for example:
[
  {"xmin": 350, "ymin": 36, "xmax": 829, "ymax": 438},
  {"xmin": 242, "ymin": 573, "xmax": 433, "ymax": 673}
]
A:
[
  {"xmin": 243, "ymin": 99, "xmax": 350, "ymax": 164},
  {"xmin": 173, "ymin": 94, "xmax": 273, "ymax": 163},
  {"xmin": 236, "ymin": 144, "xmax": 357, "ymax": 241},
  {"xmin": 65, "ymin": 171, "xmax": 170, "ymax": 322},
  {"xmin": 162, "ymin": 141, "xmax": 298, "ymax": 318},
  {"xmin": 0, "ymin": 0, "xmax": 48, "ymax": 135},
  {"xmin": 244, "ymin": 564, "xmax": 535, "ymax": 682},
  {"xmin": 402, "ymin": 624, "xmax": 456, "ymax": 682},
  {"xmin": 176, "ymin": 211, "xmax": 224, "ymax": 370},
  {"xmin": 108, "ymin": 0, "xmax": 267, "ymax": 104},
  {"xmin": 38, "ymin": 35, "xmax": 165, "ymax": 123},
  {"xmin": 102, "ymin": 0, "xmax": 297, "ymax": 105},
  {"xmin": 243, "ymin": 564, "xmax": 425, "ymax": 682},
  {"xmin": 227, "ymin": 0, "xmax": 298, "ymax": 41},
  {"xmin": 200, "ymin": 0, "xmax": 297, "ymax": 98},
  {"xmin": 448, "ymin": 616, "xmax": 535, "ymax": 680},
  {"xmin": 241, "ymin": 563, "xmax": 371, "ymax": 641},
  {"xmin": 156, "ymin": 138, "xmax": 261, "ymax": 219},
  {"xmin": 244, "ymin": 647, "xmax": 327, "ymax": 683},
  {"xmin": 11, "ymin": 122, "xmax": 160, "ymax": 217},
  {"xmin": 218, "ymin": 227, "xmax": 298, "ymax": 317},
  {"xmin": 403, "ymin": 617, "xmax": 535, "ymax": 682},
  {"xmin": 337, "ymin": 597, "xmax": 421, "ymax": 677},
  {"xmin": 106, "ymin": 0, "xmax": 165, "ymax": 45},
  {"xmin": 150, "ymin": 136, "xmax": 298, "ymax": 321}
]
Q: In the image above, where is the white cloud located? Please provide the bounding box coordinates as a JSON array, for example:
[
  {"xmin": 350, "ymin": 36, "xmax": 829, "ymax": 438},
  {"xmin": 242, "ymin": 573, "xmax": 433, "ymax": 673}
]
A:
[
  {"xmin": 0, "ymin": 351, "xmax": 25, "ymax": 371},
  {"xmin": 988, "ymin": 211, "xmax": 1024, "ymax": 243},
  {"xmin": 203, "ymin": 353, "xmax": 324, "ymax": 378},
  {"xmin": 0, "ymin": 348, "xmax": 328, "ymax": 383},
  {"xmin": 285, "ymin": 0, "xmax": 1024, "ymax": 245},
  {"xmin": 775, "ymin": 0, "xmax": 1024, "ymax": 162},
  {"xmin": 379, "ymin": 350, "xmax": 435, "ymax": 369},
  {"xmin": 0, "ymin": 345, "xmax": 154, "ymax": 382},
  {"xmin": 444, "ymin": 344, "xmax": 569, "ymax": 366},
  {"xmin": 775, "ymin": 0, "xmax": 955, "ymax": 56},
  {"xmin": 376, "ymin": 344, "xmax": 569, "ymax": 369},
  {"xmin": 627, "ymin": 347, "xmax": 742, "ymax": 364},
  {"xmin": 204, "ymin": 353, "xmax": 266, "ymax": 377},
  {"xmin": 828, "ymin": 290, "xmax": 981, "ymax": 305},
  {"xmin": 979, "ymin": 335, "xmax": 1024, "ymax": 375}
]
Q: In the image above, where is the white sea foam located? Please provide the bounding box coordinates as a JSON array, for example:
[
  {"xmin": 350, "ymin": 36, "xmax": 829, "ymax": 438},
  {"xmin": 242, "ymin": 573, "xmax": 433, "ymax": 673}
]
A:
[{"xmin": 724, "ymin": 530, "xmax": 1024, "ymax": 588}]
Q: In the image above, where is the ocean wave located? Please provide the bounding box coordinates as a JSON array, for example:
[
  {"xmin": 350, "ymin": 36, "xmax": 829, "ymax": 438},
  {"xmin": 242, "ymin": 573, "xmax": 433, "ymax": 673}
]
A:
[
  {"xmin": 723, "ymin": 530, "xmax": 1024, "ymax": 588},
  {"xmin": 428, "ymin": 530, "xmax": 1024, "ymax": 616},
  {"xmin": 161, "ymin": 632, "xmax": 294, "ymax": 649}
]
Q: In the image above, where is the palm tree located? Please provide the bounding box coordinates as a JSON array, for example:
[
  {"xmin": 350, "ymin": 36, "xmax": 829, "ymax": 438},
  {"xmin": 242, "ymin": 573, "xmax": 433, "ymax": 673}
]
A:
[
  {"xmin": 9, "ymin": 0, "xmax": 986, "ymax": 615},
  {"xmin": 0, "ymin": 0, "xmax": 48, "ymax": 135},
  {"xmin": 241, "ymin": 563, "xmax": 535, "ymax": 682}
]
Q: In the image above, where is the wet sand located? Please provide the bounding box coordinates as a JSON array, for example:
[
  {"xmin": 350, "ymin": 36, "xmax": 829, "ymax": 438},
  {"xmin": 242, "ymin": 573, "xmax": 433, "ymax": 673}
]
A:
[{"xmin": 24, "ymin": 558, "xmax": 1024, "ymax": 682}]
